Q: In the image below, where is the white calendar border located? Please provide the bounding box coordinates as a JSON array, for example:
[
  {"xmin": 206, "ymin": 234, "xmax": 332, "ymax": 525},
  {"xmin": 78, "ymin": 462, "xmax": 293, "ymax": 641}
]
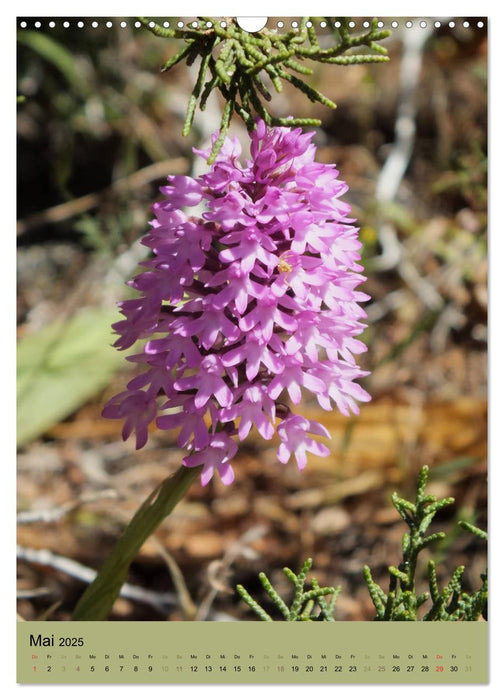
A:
[{"xmin": 5, "ymin": 1, "xmax": 500, "ymax": 697}]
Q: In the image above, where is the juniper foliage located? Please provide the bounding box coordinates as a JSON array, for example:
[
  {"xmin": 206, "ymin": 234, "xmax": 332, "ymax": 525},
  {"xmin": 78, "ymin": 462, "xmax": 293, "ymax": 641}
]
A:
[
  {"xmin": 237, "ymin": 558, "xmax": 341, "ymax": 621},
  {"xmin": 238, "ymin": 466, "xmax": 487, "ymax": 621},
  {"xmin": 139, "ymin": 16, "xmax": 390, "ymax": 162},
  {"xmin": 364, "ymin": 465, "xmax": 488, "ymax": 621}
]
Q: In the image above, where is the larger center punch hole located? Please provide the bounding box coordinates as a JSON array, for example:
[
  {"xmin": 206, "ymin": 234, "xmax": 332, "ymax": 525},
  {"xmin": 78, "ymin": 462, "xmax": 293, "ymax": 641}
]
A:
[{"xmin": 236, "ymin": 17, "xmax": 268, "ymax": 32}]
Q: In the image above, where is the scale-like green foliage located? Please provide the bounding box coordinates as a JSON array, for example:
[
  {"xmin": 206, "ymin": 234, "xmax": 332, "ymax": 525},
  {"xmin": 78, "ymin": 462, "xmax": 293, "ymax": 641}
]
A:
[
  {"xmin": 364, "ymin": 465, "xmax": 488, "ymax": 621},
  {"xmin": 237, "ymin": 558, "xmax": 341, "ymax": 621},
  {"xmin": 238, "ymin": 466, "xmax": 487, "ymax": 622},
  {"xmin": 139, "ymin": 17, "xmax": 390, "ymax": 162}
]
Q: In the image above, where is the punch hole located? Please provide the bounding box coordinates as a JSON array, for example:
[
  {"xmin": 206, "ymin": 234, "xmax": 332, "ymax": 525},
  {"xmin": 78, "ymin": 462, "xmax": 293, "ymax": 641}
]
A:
[{"xmin": 236, "ymin": 17, "xmax": 268, "ymax": 33}]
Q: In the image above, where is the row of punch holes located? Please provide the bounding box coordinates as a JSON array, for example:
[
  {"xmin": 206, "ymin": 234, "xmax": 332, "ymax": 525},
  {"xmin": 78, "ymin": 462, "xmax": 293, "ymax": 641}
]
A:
[{"xmin": 18, "ymin": 18, "xmax": 486, "ymax": 31}]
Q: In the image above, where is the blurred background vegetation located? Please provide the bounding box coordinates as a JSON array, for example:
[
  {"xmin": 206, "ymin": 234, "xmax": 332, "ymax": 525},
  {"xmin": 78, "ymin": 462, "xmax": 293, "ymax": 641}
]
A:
[{"xmin": 17, "ymin": 17, "xmax": 487, "ymax": 622}]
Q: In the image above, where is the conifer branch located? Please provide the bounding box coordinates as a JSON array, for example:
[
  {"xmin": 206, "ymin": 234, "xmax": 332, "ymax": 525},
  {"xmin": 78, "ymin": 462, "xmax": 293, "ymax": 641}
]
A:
[
  {"xmin": 237, "ymin": 558, "xmax": 341, "ymax": 621},
  {"xmin": 139, "ymin": 16, "xmax": 390, "ymax": 162},
  {"xmin": 237, "ymin": 468, "xmax": 487, "ymax": 622},
  {"xmin": 364, "ymin": 465, "xmax": 488, "ymax": 621}
]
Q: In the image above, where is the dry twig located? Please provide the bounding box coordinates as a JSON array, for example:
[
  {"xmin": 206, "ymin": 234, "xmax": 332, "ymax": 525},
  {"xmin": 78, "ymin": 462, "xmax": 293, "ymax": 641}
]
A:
[
  {"xmin": 17, "ymin": 489, "xmax": 119, "ymax": 524},
  {"xmin": 17, "ymin": 545, "xmax": 179, "ymax": 614},
  {"xmin": 195, "ymin": 525, "xmax": 267, "ymax": 621},
  {"xmin": 16, "ymin": 157, "xmax": 188, "ymax": 237}
]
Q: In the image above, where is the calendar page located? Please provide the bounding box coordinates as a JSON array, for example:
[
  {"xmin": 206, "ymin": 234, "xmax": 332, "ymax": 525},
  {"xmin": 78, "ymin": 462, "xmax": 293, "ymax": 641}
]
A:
[{"xmin": 16, "ymin": 13, "xmax": 488, "ymax": 685}]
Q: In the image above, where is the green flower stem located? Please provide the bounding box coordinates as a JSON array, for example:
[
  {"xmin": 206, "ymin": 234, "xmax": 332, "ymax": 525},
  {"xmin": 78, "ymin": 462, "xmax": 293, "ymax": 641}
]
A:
[{"xmin": 72, "ymin": 464, "xmax": 202, "ymax": 621}]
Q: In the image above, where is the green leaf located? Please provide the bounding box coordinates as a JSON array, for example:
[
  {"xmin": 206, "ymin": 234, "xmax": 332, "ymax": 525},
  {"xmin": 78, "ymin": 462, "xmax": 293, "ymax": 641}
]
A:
[
  {"xmin": 17, "ymin": 307, "xmax": 124, "ymax": 445},
  {"xmin": 17, "ymin": 31, "xmax": 89, "ymax": 98}
]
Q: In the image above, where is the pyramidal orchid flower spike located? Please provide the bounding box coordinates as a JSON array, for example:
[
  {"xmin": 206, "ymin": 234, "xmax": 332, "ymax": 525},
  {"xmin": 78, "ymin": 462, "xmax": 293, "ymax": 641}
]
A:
[{"xmin": 103, "ymin": 120, "xmax": 371, "ymax": 486}]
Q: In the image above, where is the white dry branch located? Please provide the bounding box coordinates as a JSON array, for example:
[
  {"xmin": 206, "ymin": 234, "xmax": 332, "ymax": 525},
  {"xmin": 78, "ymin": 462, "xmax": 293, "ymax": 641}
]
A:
[
  {"xmin": 17, "ymin": 587, "xmax": 53, "ymax": 599},
  {"xmin": 17, "ymin": 545, "xmax": 179, "ymax": 614},
  {"xmin": 375, "ymin": 25, "xmax": 431, "ymax": 208},
  {"xmin": 17, "ymin": 489, "xmax": 119, "ymax": 524},
  {"xmin": 369, "ymin": 24, "xmax": 444, "ymax": 314}
]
